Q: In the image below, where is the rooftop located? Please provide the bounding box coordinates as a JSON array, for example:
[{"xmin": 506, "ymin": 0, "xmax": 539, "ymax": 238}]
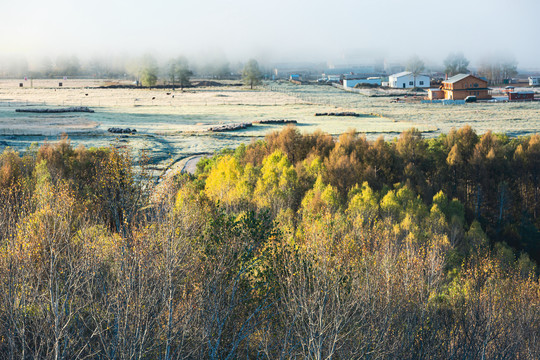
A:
[
  {"xmin": 390, "ymin": 71, "xmax": 412, "ymax": 78},
  {"xmin": 443, "ymin": 73, "xmax": 479, "ymax": 84},
  {"xmin": 390, "ymin": 71, "xmax": 430, "ymax": 78}
]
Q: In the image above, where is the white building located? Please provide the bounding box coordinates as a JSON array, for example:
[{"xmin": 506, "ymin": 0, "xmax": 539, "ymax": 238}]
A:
[
  {"xmin": 388, "ymin": 71, "xmax": 430, "ymax": 88},
  {"xmin": 343, "ymin": 77, "xmax": 381, "ymax": 88},
  {"xmin": 324, "ymin": 75, "xmax": 341, "ymax": 83},
  {"xmin": 529, "ymin": 77, "xmax": 540, "ymax": 86}
]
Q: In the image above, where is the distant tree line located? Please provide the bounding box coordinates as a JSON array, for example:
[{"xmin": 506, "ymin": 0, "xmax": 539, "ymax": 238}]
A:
[
  {"xmin": 0, "ymin": 126, "xmax": 539, "ymax": 359},
  {"xmin": 402, "ymin": 52, "xmax": 518, "ymax": 84},
  {"xmin": 1, "ymin": 51, "xmax": 522, "ymax": 86},
  {"xmin": 478, "ymin": 57, "xmax": 519, "ymax": 84},
  {"xmin": 0, "ymin": 54, "xmax": 259, "ymax": 85}
]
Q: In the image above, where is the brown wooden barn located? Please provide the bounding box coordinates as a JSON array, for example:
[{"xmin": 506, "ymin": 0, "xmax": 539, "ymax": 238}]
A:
[
  {"xmin": 508, "ymin": 91, "xmax": 535, "ymax": 101},
  {"xmin": 442, "ymin": 74, "xmax": 491, "ymax": 100}
]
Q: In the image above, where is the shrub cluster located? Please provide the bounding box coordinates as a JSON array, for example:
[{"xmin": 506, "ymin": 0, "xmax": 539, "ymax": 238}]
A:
[{"xmin": 0, "ymin": 127, "xmax": 538, "ymax": 359}]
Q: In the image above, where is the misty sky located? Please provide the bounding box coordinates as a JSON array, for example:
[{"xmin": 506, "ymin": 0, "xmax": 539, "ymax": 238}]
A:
[{"xmin": 2, "ymin": 0, "xmax": 540, "ymax": 68}]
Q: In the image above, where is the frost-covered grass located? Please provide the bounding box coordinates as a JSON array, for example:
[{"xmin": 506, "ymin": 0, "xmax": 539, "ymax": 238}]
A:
[
  {"xmin": 0, "ymin": 79, "xmax": 538, "ymax": 170},
  {"xmin": 0, "ymin": 79, "xmax": 421, "ymax": 134},
  {"xmin": 271, "ymin": 82, "xmax": 540, "ymax": 137}
]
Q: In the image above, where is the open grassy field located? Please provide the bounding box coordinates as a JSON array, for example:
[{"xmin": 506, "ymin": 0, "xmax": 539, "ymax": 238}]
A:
[
  {"xmin": 0, "ymin": 79, "xmax": 538, "ymax": 171},
  {"xmin": 272, "ymin": 82, "xmax": 540, "ymax": 137}
]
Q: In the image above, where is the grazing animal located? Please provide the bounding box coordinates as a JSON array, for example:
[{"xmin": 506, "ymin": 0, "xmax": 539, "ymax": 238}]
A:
[
  {"xmin": 85, "ymin": 93, "xmax": 88, "ymax": 96},
  {"xmin": 152, "ymin": 97, "xmax": 155, "ymax": 100},
  {"xmin": 166, "ymin": 92, "xmax": 171, "ymax": 95},
  {"xmin": 172, "ymin": 95, "xmax": 174, "ymax": 98}
]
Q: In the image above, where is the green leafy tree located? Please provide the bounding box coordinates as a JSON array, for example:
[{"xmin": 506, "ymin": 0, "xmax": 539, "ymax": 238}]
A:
[
  {"xmin": 300, "ymin": 175, "xmax": 341, "ymax": 218},
  {"xmin": 129, "ymin": 54, "xmax": 158, "ymax": 87},
  {"xmin": 168, "ymin": 56, "xmax": 193, "ymax": 90},
  {"xmin": 141, "ymin": 67, "xmax": 158, "ymax": 87},
  {"xmin": 347, "ymin": 181, "xmax": 379, "ymax": 226},
  {"xmin": 463, "ymin": 220, "xmax": 489, "ymax": 254},
  {"xmin": 443, "ymin": 52, "xmax": 469, "ymax": 76},
  {"xmin": 242, "ymin": 59, "xmax": 262, "ymax": 89}
]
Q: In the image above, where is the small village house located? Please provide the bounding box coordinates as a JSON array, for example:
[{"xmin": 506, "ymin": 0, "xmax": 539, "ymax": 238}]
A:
[
  {"xmin": 388, "ymin": 71, "xmax": 430, "ymax": 88},
  {"xmin": 441, "ymin": 74, "xmax": 491, "ymax": 100},
  {"xmin": 325, "ymin": 75, "xmax": 341, "ymax": 83},
  {"xmin": 508, "ymin": 91, "xmax": 535, "ymax": 101},
  {"xmin": 343, "ymin": 75, "xmax": 381, "ymax": 88},
  {"xmin": 530, "ymin": 76, "xmax": 540, "ymax": 86},
  {"xmin": 427, "ymin": 88, "xmax": 444, "ymax": 100}
]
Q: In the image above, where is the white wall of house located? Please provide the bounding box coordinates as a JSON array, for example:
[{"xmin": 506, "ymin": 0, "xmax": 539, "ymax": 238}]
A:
[
  {"xmin": 327, "ymin": 75, "xmax": 341, "ymax": 82},
  {"xmin": 388, "ymin": 72, "xmax": 430, "ymax": 88},
  {"xmin": 529, "ymin": 77, "xmax": 540, "ymax": 86},
  {"xmin": 343, "ymin": 78, "xmax": 381, "ymax": 88}
]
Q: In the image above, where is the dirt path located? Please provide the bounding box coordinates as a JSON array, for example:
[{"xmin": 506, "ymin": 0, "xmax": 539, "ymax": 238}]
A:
[{"xmin": 182, "ymin": 155, "xmax": 205, "ymax": 174}]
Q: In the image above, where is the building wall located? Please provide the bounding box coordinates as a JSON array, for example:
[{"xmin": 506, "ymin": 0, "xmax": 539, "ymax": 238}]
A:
[
  {"xmin": 428, "ymin": 90, "xmax": 444, "ymax": 100},
  {"xmin": 508, "ymin": 92, "xmax": 535, "ymax": 101},
  {"xmin": 443, "ymin": 75, "xmax": 490, "ymax": 100},
  {"xmin": 343, "ymin": 78, "xmax": 381, "ymax": 88},
  {"xmin": 444, "ymin": 89, "xmax": 490, "ymax": 100},
  {"xmin": 530, "ymin": 77, "xmax": 540, "ymax": 86},
  {"xmin": 389, "ymin": 74, "xmax": 430, "ymax": 88},
  {"xmin": 446, "ymin": 77, "xmax": 488, "ymax": 90}
]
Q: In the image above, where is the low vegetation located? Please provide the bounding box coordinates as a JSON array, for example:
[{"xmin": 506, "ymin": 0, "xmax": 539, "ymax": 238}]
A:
[{"xmin": 0, "ymin": 126, "xmax": 539, "ymax": 359}]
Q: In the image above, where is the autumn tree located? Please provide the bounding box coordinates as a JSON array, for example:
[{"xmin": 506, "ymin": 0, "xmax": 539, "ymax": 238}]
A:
[
  {"xmin": 1, "ymin": 127, "xmax": 540, "ymax": 359},
  {"xmin": 253, "ymin": 150, "xmax": 298, "ymax": 214}
]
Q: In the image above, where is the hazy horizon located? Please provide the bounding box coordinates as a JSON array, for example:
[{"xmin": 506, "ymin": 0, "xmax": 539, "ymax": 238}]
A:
[{"xmin": 2, "ymin": 0, "xmax": 540, "ymax": 70}]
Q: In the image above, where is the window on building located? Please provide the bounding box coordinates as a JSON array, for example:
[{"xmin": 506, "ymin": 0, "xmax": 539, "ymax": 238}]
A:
[
  {"xmin": 409, "ymin": 81, "xmax": 413, "ymax": 85},
  {"xmin": 474, "ymin": 83, "xmax": 478, "ymax": 87},
  {"xmin": 419, "ymin": 81, "xmax": 424, "ymax": 85}
]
